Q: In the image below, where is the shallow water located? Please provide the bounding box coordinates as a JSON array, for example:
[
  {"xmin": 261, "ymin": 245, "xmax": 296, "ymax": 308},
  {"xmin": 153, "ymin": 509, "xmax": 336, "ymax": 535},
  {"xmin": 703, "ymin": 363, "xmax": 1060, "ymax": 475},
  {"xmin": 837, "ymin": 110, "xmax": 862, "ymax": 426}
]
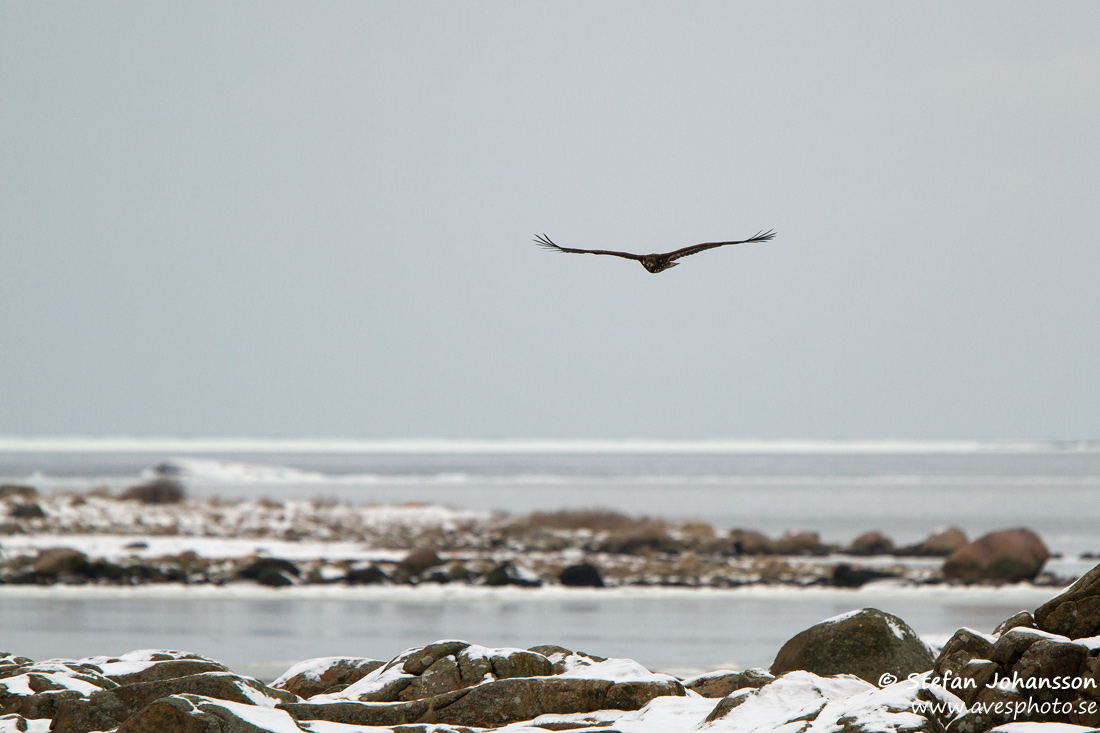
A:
[{"xmin": 0, "ymin": 584, "xmax": 1061, "ymax": 681}]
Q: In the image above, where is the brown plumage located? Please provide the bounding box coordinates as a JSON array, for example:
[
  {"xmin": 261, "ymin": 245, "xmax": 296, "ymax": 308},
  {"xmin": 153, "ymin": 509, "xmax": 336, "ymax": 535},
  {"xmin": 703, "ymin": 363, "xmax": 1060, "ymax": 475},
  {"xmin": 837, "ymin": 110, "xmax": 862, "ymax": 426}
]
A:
[{"xmin": 533, "ymin": 229, "xmax": 776, "ymax": 273}]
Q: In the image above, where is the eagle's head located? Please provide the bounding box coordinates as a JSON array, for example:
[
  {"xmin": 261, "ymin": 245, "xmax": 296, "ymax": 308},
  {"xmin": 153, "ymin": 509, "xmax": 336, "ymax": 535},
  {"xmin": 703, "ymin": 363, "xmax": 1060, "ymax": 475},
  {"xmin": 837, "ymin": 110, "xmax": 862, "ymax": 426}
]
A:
[{"xmin": 640, "ymin": 257, "xmax": 677, "ymax": 274}]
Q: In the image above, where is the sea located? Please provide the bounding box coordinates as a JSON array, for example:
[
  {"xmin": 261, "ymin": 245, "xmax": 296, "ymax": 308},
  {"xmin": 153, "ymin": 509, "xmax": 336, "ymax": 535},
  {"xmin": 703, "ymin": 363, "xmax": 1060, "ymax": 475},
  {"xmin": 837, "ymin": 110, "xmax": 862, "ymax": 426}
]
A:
[{"xmin": 1, "ymin": 437, "xmax": 1098, "ymax": 680}]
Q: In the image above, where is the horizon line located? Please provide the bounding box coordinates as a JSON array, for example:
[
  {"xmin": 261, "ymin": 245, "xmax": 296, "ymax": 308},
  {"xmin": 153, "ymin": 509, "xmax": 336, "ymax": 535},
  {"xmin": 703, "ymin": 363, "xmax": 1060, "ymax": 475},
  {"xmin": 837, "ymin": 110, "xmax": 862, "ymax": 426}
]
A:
[{"xmin": 1, "ymin": 435, "xmax": 1098, "ymax": 454}]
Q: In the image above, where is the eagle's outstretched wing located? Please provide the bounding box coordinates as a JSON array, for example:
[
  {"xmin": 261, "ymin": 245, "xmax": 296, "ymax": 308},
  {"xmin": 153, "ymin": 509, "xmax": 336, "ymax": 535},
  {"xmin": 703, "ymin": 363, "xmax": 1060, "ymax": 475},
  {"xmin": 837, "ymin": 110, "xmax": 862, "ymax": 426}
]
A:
[
  {"xmin": 533, "ymin": 234, "xmax": 644, "ymax": 262},
  {"xmin": 663, "ymin": 229, "xmax": 776, "ymax": 262}
]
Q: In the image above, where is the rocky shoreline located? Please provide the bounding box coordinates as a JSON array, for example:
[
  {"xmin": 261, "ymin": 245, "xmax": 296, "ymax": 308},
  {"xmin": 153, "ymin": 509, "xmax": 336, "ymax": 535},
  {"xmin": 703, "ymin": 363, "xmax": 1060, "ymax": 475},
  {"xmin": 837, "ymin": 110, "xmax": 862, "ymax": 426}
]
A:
[
  {"xmin": 3, "ymin": 561, "xmax": 1099, "ymax": 732},
  {"xmin": 0, "ymin": 482, "xmax": 1083, "ymax": 590}
]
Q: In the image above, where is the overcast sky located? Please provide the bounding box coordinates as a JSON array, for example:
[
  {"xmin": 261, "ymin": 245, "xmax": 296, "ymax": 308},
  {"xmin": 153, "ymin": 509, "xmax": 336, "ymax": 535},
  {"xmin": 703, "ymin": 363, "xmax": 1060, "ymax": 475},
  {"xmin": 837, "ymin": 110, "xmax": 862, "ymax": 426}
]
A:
[{"xmin": 2, "ymin": 3, "xmax": 1098, "ymax": 440}]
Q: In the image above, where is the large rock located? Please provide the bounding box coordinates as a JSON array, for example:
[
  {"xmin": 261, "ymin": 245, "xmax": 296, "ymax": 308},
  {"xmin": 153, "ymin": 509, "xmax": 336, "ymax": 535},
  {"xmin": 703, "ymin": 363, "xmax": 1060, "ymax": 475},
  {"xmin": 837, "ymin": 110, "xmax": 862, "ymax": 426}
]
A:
[
  {"xmin": 323, "ymin": 643, "xmax": 557, "ymax": 703},
  {"xmin": 405, "ymin": 642, "xmax": 476, "ymax": 679},
  {"xmin": 704, "ymin": 670, "xmax": 951, "ymax": 732},
  {"xmin": 113, "ymin": 695, "xmax": 220, "ymax": 733},
  {"xmin": 0, "ymin": 653, "xmax": 33, "ymax": 676},
  {"xmin": 292, "ymin": 640, "xmax": 683, "ymax": 728},
  {"xmin": 1012, "ymin": 637, "xmax": 1089, "ymax": 704},
  {"xmin": 270, "ymin": 657, "xmax": 385, "ymax": 699},
  {"xmin": 50, "ymin": 671, "xmax": 296, "ymax": 733},
  {"xmin": 916, "ymin": 527, "xmax": 969, "ymax": 556},
  {"xmin": 116, "ymin": 694, "xmax": 298, "ymax": 733},
  {"xmin": 989, "ymin": 626, "xmax": 1065, "ymax": 667},
  {"xmin": 431, "ymin": 677, "xmax": 618, "ymax": 727},
  {"xmin": 936, "ymin": 608, "xmax": 1100, "ymax": 731},
  {"xmin": 320, "ymin": 642, "xmax": 547, "ymax": 703},
  {"xmin": 943, "ymin": 528, "xmax": 1049, "ymax": 583},
  {"xmin": 1035, "ymin": 559, "xmax": 1100, "ymax": 639},
  {"xmin": 932, "ymin": 627, "xmax": 999, "ymax": 705},
  {"xmin": 771, "ymin": 608, "xmax": 934, "ymax": 684},
  {"xmin": 282, "ymin": 675, "xmax": 682, "ymax": 728},
  {"xmin": 898, "ymin": 527, "xmax": 969, "ymax": 556},
  {"xmin": 770, "ymin": 531, "xmax": 829, "ymax": 556},
  {"xmin": 0, "ymin": 661, "xmax": 118, "ymax": 718},
  {"xmin": 845, "ymin": 531, "xmax": 895, "ymax": 556},
  {"xmin": 727, "ymin": 528, "xmax": 772, "ymax": 555},
  {"xmin": 87, "ymin": 650, "xmax": 230, "ymax": 686}
]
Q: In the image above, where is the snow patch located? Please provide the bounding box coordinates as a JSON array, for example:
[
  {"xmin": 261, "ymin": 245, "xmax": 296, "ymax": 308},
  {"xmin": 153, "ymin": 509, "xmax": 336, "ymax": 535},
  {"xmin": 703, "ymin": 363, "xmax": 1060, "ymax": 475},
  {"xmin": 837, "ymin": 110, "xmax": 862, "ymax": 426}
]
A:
[
  {"xmin": 701, "ymin": 671, "xmax": 873, "ymax": 732},
  {"xmin": 884, "ymin": 616, "xmax": 908, "ymax": 640},
  {"xmin": 558, "ymin": 657, "xmax": 675, "ymax": 683},
  {"xmin": 182, "ymin": 696, "xmax": 305, "ymax": 732},
  {"xmin": 272, "ymin": 657, "xmax": 346, "ymax": 687}
]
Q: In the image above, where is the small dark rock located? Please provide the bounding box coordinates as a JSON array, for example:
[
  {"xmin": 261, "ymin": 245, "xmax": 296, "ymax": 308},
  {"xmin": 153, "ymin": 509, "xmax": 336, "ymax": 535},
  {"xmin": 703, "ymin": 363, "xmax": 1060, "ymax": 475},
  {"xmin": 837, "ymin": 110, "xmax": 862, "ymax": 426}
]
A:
[
  {"xmin": 237, "ymin": 557, "xmax": 300, "ymax": 587},
  {"xmin": 345, "ymin": 565, "xmax": 390, "ymax": 585},
  {"xmin": 683, "ymin": 668, "xmax": 774, "ymax": 698},
  {"xmin": 0, "ymin": 485, "xmax": 37, "ymax": 500},
  {"xmin": 559, "ymin": 563, "xmax": 604, "ymax": 587},
  {"xmin": 119, "ymin": 478, "xmax": 186, "ymax": 504},
  {"xmin": 704, "ymin": 689, "xmax": 753, "ymax": 723},
  {"xmin": 32, "ymin": 548, "xmax": 91, "ymax": 577},
  {"xmin": 8, "ymin": 503, "xmax": 45, "ymax": 520},
  {"xmin": 831, "ymin": 563, "xmax": 899, "ymax": 588},
  {"xmin": 0, "ymin": 713, "xmax": 29, "ymax": 731},
  {"xmin": 482, "ymin": 562, "xmax": 541, "ymax": 587},
  {"xmin": 398, "ymin": 549, "xmax": 444, "ymax": 577}
]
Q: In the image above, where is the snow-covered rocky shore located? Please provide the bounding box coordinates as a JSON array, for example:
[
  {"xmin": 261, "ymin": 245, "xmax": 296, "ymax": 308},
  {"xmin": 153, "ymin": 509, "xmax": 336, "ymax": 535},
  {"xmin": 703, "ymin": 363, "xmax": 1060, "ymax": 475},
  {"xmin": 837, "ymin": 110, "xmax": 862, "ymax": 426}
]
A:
[
  {"xmin": 3, "ymin": 562, "xmax": 1100, "ymax": 733},
  {"xmin": 0, "ymin": 483, "xmax": 1081, "ymax": 589}
]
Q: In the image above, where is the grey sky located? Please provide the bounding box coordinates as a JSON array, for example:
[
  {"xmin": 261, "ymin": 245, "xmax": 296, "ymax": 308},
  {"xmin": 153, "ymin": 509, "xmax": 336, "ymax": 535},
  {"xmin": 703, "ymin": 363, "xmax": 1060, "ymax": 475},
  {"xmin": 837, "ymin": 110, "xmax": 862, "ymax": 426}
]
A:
[{"xmin": 2, "ymin": 3, "xmax": 1098, "ymax": 440}]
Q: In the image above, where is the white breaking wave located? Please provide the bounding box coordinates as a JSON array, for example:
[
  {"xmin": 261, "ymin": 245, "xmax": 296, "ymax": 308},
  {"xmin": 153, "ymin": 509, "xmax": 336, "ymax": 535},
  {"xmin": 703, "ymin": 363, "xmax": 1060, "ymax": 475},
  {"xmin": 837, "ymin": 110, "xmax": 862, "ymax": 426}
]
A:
[
  {"xmin": 138, "ymin": 458, "xmax": 1100, "ymax": 488},
  {"xmin": 146, "ymin": 458, "xmax": 330, "ymax": 484}
]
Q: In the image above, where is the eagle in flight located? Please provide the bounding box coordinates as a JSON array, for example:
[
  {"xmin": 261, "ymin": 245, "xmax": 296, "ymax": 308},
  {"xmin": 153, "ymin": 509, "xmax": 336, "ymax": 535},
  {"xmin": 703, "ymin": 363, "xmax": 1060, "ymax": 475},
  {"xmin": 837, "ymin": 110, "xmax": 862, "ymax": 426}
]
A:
[{"xmin": 533, "ymin": 229, "xmax": 776, "ymax": 273}]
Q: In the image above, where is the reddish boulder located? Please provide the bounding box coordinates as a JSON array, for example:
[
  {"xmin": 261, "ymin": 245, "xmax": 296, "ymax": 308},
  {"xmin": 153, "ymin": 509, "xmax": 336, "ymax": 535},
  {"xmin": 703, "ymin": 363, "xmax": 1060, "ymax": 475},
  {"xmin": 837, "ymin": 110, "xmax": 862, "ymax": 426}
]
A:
[
  {"xmin": 943, "ymin": 528, "xmax": 1049, "ymax": 583},
  {"xmin": 845, "ymin": 531, "xmax": 895, "ymax": 556},
  {"xmin": 911, "ymin": 527, "xmax": 969, "ymax": 556}
]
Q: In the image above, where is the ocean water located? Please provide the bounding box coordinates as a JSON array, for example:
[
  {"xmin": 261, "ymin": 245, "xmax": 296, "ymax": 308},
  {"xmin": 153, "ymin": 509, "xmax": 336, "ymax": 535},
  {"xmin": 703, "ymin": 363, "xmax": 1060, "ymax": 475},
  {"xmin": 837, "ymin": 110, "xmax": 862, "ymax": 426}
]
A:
[{"xmin": 1, "ymin": 438, "xmax": 1097, "ymax": 677}]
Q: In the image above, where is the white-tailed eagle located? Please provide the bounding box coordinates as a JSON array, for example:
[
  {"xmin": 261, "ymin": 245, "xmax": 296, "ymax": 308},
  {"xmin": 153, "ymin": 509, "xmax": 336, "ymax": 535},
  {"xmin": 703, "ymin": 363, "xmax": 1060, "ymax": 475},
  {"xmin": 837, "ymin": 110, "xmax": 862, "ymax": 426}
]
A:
[{"xmin": 533, "ymin": 230, "xmax": 776, "ymax": 273}]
